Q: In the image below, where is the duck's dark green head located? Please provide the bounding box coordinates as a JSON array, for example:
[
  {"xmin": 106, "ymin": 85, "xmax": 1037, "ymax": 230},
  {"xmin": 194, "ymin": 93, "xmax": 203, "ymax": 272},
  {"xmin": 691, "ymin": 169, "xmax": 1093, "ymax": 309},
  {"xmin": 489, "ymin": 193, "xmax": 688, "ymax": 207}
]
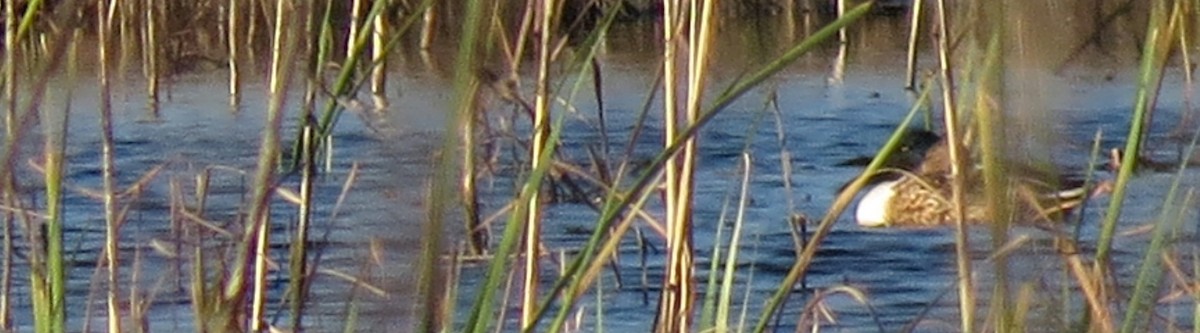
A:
[
  {"xmin": 838, "ymin": 128, "xmax": 941, "ymax": 170},
  {"xmin": 838, "ymin": 129, "xmax": 942, "ymax": 191}
]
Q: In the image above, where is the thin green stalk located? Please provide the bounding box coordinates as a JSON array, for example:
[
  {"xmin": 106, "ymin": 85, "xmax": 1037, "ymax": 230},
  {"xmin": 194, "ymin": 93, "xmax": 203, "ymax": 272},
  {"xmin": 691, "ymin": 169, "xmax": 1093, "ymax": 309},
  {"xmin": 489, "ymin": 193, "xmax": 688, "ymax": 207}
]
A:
[
  {"xmin": 544, "ymin": 170, "xmax": 662, "ymax": 333},
  {"xmin": 1095, "ymin": 0, "xmax": 1171, "ymax": 274},
  {"xmin": 1120, "ymin": 64, "xmax": 1200, "ymax": 333},
  {"xmin": 463, "ymin": 117, "xmax": 563, "ymax": 333},
  {"xmin": 221, "ymin": 1, "xmax": 300, "ymax": 331},
  {"xmin": 594, "ymin": 272, "xmax": 604, "ymax": 333},
  {"xmin": 716, "ymin": 154, "xmax": 752, "ymax": 332},
  {"xmin": 249, "ymin": 0, "xmax": 300, "ymax": 330},
  {"xmin": 2, "ymin": 5, "xmax": 78, "ymax": 333},
  {"xmin": 697, "ymin": 191, "xmax": 730, "ymax": 332},
  {"xmin": 288, "ymin": 122, "xmax": 316, "ymax": 330},
  {"xmin": 426, "ymin": 1, "xmax": 485, "ymax": 332},
  {"xmin": 975, "ymin": 23, "xmax": 1010, "ymax": 333}
]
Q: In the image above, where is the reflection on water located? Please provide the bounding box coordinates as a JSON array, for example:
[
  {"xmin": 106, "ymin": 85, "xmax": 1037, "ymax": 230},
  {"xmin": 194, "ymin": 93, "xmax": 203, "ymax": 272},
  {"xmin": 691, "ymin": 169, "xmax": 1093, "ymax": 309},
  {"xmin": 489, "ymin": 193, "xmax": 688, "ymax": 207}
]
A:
[{"xmin": 9, "ymin": 9, "xmax": 1198, "ymax": 332}]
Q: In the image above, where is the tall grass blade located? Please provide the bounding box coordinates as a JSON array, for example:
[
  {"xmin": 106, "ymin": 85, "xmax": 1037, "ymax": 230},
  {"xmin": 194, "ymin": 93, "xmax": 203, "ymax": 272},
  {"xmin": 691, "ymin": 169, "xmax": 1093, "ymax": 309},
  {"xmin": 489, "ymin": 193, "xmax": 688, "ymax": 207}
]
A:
[
  {"xmin": 697, "ymin": 190, "xmax": 730, "ymax": 332},
  {"xmin": 716, "ymin": 154, "xmax": 753, "ymax": 331},
  {"xmin": 463, "ymin": 117, "xmax": 564, "ymax": 333},
  {"xmin": 220, "ymin": 0, "xmax": 301, "ymax": 331},
  {"xmin": 975, "ymin": 21, "xmax": 1011, "ymax": 332},
  {"xmin": 1095, "ymin": 0, "xmax": 1172, "ymax": 271},
  {"xmin": 1121, "ymin": 46, "xmax": 1200, "ymax": 333}
]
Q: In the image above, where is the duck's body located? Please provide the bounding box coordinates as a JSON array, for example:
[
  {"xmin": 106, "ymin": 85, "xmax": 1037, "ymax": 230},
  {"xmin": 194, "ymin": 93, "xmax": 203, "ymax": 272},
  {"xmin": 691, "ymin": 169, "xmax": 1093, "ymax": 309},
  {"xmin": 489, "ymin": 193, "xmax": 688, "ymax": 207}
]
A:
[{"xmin": 855, "ymin": 137, "xmax": 1090, "ymax": 228}]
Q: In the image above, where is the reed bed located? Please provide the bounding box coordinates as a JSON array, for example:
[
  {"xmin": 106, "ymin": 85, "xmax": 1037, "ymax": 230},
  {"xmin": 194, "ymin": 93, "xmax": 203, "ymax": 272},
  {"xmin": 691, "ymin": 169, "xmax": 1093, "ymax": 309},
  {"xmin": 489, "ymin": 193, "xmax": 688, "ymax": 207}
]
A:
[{"xmin": 0, "ymin": 0, "xmax": 1197, "ymax": 332}]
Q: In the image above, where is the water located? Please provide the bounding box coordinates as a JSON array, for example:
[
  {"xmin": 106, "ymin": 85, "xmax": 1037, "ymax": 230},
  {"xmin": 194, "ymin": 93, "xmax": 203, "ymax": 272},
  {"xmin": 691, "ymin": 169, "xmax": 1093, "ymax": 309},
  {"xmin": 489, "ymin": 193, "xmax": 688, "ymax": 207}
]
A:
[{"xmin": 8, "ymin": 13, "xmax": 1199, "ymax": 333}]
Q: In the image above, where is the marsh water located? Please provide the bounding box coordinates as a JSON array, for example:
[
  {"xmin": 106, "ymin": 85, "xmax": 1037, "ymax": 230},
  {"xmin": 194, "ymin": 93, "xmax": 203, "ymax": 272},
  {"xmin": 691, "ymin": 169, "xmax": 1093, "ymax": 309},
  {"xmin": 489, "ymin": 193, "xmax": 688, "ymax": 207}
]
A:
[{"xmin": 10, "ymin": 12, "xmax": 1200, "ymax": 332}]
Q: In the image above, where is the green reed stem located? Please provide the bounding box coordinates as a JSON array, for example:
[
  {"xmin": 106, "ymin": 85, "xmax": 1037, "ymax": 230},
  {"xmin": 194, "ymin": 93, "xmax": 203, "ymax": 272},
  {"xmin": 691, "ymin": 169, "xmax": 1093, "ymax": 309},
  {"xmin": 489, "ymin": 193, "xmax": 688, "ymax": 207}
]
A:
[
  {"xmin": 1121, "ymin": 15, "xmax": 1197, "ymax": 329},
  {"xmin": 289, "ymin": 122, "xmax": 316, "ymax": 330},
  {"xmin": 975, "ymin": 23, "xmax": 1012, "ymax": 332},
  {"xmin": 463, "ymin": 117, "xmax": 563, "ymax": 333},
  {"xmin": 1095, "ymin": 0, "xmax": 1171, "ymax": 273},
  {"xmin": 256, "ymin": 2, "xmax": 300, "ymax": 331},
  {"xmin": 223, "ymin": 1, "xmax": 300, "ymax": 331},
  {"xmin": 1121, "ymin": 145, "xmax": 1197, "ymax": 333},
  {"xmin": 14, "ymin": 6, "xmax": 86, "ymax": 333},
  {"xmin": 716, "ymin": 154, "xmax": 752, "ymax": 331},
  {"xmin": 698, "ymin": 190, "xmax": 730, "ymax": 332},
  {"xmin": 441, "ymin": 1, "xmax": 486, "ymax": 332}
]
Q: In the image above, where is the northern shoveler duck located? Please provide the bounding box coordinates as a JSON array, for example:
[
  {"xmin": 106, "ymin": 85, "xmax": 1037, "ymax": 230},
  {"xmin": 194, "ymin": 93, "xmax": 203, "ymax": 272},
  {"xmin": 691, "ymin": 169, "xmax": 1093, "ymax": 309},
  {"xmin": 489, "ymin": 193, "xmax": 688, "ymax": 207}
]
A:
[{"xmin": 855, "ymin": 137, "xmax": 1092, "ymax": 228}]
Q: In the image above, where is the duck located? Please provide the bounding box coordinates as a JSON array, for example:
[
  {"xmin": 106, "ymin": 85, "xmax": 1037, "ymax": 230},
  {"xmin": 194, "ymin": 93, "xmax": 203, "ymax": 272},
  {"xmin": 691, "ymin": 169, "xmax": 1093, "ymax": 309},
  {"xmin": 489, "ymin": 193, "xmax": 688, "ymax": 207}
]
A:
[{"xmin": 855, "ymin": 136, "xmax": 1093, "ymax": 228}]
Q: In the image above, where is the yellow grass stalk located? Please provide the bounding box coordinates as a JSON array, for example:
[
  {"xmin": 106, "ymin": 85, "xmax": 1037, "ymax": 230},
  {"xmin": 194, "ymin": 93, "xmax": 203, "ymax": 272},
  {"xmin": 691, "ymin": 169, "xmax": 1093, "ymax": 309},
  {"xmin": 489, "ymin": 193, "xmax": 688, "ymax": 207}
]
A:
[
  {"xmin": 95, "ymin": 0, "xmax": 121, "ymax": 330},
  {"xmin": 143, "ymin": 0, "xmax": 161, "ymax": 111},
  {"xmin": 523, "ymin": 0, "xmax": 559, "ymax": 328},
  {"xmin": 227, "ymin": 0, "xmax": 242, "ymax": 107},
  {"xmin": 658, "ymin": 0, "xmax": 683, "ymax": 328},
  {"xmin": 232, "ymin": 0, "xmax": 299, "ymax": 331},
  {"xmin": 370, "ymin": 1, "xmax": 388, "ymax": 100},
  {"xmin": 932, "ymin": 0, "xmax": 974, "ymax": 331},
  {"xmin": 658, "ymin": 0, "xmax": 715, "ymax": 330}
]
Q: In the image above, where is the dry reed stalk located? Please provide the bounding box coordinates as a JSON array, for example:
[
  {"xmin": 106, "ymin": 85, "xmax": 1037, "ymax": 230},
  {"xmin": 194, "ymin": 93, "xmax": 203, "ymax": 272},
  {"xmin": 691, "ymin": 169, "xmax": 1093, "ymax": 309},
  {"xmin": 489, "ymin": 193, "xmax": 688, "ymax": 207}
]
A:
[
  {"xmin": 118, "ymin": 0, "xmax": 134, "ymax": 88},
  {"xmin": 657, "ymin": 0, "xmax": 687, "ymax": 330},
  {"xmin": 370, "ymin": 1, "xmax": 388, "ymax": 100},
  {"xmin": 228, "ymin": 0, "xmax": 242, "ymax": 107},
  {"xmin": 3, "ymin": 0, "xmax": 17, "ymax": 137},
  {"xmin": 233, "ymin": 0, "xmax": 300, "ymax": 330},
  {"xmin": 288, "ymin": 121, "xmax": 317, "ymax": 330},
  {"xmin": 420, "ymin": 2, "xmax": 436, "ymax": 49},
  {"xmin": 347, "ymin": 0, "xmax": 364, "ymax": 67},
  {"xmin": 458, "ymin": 5, "xmax": 487, "ymax": 257},
  {"xmin": 831, "ymin": 0, "xmax": 847, "ymax": 84},
  {"xmin": 522, "ymin": 0, "xmax": 558, "ymax": 328},
  {"xmin": 656, "ymin": 1, "xmax": 712, "ymax": 331},
  {"xmin": 904, "ymin": 0, "xmax": 925, "ymax": 89},
  {"xmin": 143, "ymin": 0, "xmax": 161, "ymax": 111},
  {"xmin": 932, "ymin": 0, "xmax": 974, "ymax": 330},
  {"xmin": 0, "ymin": 0, "xmax": 17, "ymax": 326},
  {"xmin": 96, "ymin": 0, "xmax": 122, "ymax": 330},
  {"xmin": 461, "ymin": 81, "xmax": 483, "ymax": 256}
]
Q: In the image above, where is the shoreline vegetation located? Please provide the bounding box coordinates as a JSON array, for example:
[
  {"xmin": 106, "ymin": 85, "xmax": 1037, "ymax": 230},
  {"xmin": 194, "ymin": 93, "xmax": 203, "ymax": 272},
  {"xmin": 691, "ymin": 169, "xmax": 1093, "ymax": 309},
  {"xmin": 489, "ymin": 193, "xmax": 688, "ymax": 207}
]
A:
[{"xmin": 1, "ymin": 0, "xmax": 1198, "ymax": 332}]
